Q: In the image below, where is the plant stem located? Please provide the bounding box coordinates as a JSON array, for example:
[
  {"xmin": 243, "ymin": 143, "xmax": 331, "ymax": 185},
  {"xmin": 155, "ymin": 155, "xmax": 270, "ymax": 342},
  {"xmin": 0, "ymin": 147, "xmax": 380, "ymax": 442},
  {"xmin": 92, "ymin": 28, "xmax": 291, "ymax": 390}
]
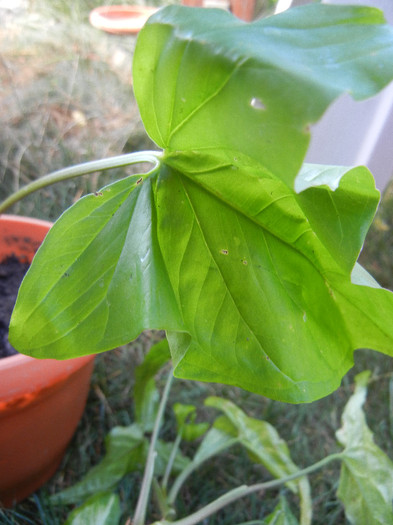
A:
[
  {"xmin": 162, "ymin": 431, "xmax": 183, "ymax": 491},
  {"xmin": 133, "ymin": 368, "xmax": 175, "ymax": 525},
  {"xmin": 159, "ymin": 453, "xmax": 344, "ymax": 525},
  {"xmin": 0, "ymin": 151, "xmax": 162, "ymax": 215},
  {"xmin": 298, "ymin": 475, "xmax": 312, "ymax": 525}
]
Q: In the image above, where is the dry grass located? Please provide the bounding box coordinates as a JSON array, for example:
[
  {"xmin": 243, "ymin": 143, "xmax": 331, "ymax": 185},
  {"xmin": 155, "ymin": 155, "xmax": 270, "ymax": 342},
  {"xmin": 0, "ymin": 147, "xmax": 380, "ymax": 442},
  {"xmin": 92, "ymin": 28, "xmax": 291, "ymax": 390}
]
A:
[{"xmin": 0, "ymin": 0, "xmax": 155, "ymax": 220}]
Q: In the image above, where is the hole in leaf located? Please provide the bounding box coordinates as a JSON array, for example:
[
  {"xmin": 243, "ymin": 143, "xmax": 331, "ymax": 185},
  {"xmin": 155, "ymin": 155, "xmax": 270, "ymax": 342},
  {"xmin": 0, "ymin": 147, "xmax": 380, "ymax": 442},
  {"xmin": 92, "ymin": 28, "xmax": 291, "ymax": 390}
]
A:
[{"xmin": 250, "ymin": 97, "xmax": 265, "ymax": 110}]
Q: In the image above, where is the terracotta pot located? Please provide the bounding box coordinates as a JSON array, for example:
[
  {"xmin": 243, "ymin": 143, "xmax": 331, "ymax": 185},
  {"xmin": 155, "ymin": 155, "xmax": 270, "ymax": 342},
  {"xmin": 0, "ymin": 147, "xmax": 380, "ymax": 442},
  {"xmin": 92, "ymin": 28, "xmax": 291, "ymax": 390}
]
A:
[
  {"xmin": 182, "ymin": 0, "xmax": 204, "ymax": 6},
  {"xmin": 230, "ymin": 0, "xmax": 255, "ymax": 21},
  {"xmin": 0, "ymin": 215, "xmax": 95, "ymax": 507},
  {"xmin": 89, "ymin": 5, "xmax": 158, "ymax": 34}
]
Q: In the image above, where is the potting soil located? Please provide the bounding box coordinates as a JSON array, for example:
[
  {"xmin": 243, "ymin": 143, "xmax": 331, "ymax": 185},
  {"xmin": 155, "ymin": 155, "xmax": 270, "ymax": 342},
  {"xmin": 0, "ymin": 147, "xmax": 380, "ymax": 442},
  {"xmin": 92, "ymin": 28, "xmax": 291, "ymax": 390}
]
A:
[{"xmin": 0, "ymin": 256, "xmax": 29, "ymax": 358}]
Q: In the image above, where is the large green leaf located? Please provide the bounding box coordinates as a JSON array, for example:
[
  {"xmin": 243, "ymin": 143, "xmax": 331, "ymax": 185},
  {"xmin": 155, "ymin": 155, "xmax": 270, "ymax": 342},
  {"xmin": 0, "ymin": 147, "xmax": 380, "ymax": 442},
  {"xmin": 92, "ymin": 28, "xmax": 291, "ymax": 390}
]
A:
[
  {"xmin": 9, "ymin": 4, "xmax": 393, "ymax": 403},
  {"xmin": 336, "ymin": 372, "xmax": 393, "ymax": 525},
  {"xmin": 134, "ymin": 4, "xmax": 393, "ymax": 187},
  {"xmin": 10, "ymin": 174, "xmax": 183, "ymax": 356}
]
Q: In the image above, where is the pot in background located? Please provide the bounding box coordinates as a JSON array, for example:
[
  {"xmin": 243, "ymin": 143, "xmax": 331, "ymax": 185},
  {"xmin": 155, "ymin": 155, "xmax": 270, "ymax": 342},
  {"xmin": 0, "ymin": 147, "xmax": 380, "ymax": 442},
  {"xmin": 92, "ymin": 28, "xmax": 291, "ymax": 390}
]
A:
[
  {"xmin": 89, "ymin": 5, "xmax": 158, "ymax": 34},
  {"xmin": 0, "ymin": 215, "xmax": 95, "ymax": 507}
]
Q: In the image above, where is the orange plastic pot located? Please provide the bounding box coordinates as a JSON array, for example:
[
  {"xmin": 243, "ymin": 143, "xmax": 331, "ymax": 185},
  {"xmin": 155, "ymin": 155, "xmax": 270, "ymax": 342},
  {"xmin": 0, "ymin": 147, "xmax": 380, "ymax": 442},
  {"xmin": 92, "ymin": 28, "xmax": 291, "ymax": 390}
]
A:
[
  {"xmin": 0, "ymin": 215, "xmax": 95, "ymax": 507},
  {"xmin": 89, "ymin": 5, "xmax": 158, "ymax": 34}
]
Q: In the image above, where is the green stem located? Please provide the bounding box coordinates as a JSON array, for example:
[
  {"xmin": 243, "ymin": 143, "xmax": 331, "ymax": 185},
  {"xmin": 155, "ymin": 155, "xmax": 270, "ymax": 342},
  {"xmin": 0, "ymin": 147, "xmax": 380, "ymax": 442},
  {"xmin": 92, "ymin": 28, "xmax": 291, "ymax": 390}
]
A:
[
  {"xmin": 298, "ymin": 475, "xmax": 312, "ymax": 525},
  {"xmin": 160, "ymin": 453, "xmax": 344, "ymax": 525},
  {"xmin": 133, "ymin": 369, "xmax": 175, "ymax": 525},
  {"xmin": 162, "ymin": 430, "xmax": 183, "ymax": 491},
  {"xmin": 0, "ymin": 150, "xmax": 162, "ymax": 214}
]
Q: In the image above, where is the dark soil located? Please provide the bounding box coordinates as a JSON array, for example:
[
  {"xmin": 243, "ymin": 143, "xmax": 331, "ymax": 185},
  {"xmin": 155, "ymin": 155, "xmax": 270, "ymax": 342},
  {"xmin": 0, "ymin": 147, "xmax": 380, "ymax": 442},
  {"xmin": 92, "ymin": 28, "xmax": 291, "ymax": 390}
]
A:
[{"xmin": 0, "ymin": 256, "xmax": 29, "ymax": 359}]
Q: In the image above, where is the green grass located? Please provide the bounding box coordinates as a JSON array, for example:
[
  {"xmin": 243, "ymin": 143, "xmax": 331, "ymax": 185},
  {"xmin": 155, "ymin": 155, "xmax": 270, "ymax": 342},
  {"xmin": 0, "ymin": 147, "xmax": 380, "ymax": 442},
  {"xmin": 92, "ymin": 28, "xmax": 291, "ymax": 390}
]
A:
[{"xmin": 1, "ymin": 1, "xmax": 393, "ymax": 524}]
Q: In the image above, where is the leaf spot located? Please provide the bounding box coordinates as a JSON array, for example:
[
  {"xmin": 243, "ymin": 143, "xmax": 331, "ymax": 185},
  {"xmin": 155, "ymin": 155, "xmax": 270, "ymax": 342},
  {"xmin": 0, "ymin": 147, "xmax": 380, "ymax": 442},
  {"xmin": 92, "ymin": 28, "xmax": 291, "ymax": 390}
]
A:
[
  {"xmin": 250, "ymin": 97, "xmax": 265, "ymax": 110},
  {"xmin": 94, "ymin": 191, "xmax": 103, "ymax": 197},
  {"xmin": 242, "ymin": 259, "xmax": 248, "ymax": 265},
  {"xmin": 136, "ymin": 177, "xmax": 143, "ymax": 185},
  {"xmin": 220, "ymin": 249, "xmax": 229, "ymax": 255}
]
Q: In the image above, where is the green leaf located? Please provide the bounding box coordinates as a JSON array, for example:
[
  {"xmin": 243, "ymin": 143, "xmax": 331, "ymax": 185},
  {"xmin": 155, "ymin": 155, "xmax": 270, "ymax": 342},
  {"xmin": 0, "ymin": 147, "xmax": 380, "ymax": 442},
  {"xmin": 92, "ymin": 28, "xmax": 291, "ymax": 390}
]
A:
[
  {"xmin": 154, "ymin": 439, "xmax": 191, "ymax": 476},
  {"xmin": 160, "ymin": 162, "xmax": 392, "ymax": 403},
  {"xmin": 9, "ymin": 175, "xmax": 184, "ymax": 359},
  {"xmin": 192, "ymin": 415, "xmax": 238, "ymax": 465},
  {"xmin": 167, "ymin": 415, "xmax": 238, "ymax": 505},
  {"xmin": 64, "ymin": 492, "xmax": 121, "ymax": 525},
  {"xmin": 134, "ymin": 338, "xmax": 171, "ymax": 432},
  {"xmin": 135, "ymin": 4, "xmax": 393, "ymax": 187},
  {"xmin": 205, "ymin": 397, "xmax": 304, "ymax": 494},
  {"xmin": 294, "ymin": 164, "xmax": 379, "ymax": 274},
  {"xmin": 173, "ymin": 403, "xmax": 209, "ymax": 441},
  {"xmin": 51, "ymin": 424, "xmax": 145, "ymax": 505},
  {"xmin": 336, "ymin": 372, "xmax": 393, "ymax": 525},
  {"xmin": 204, "ymin": 399, "xmax": 313, "ymax": 525},
  {"xmin": 52, "ymin": 423, "xmax": 190, "ymax": 507},
  {"xmin": 9, "ymin": 5, "xmax": 393, "ymax": 403}
]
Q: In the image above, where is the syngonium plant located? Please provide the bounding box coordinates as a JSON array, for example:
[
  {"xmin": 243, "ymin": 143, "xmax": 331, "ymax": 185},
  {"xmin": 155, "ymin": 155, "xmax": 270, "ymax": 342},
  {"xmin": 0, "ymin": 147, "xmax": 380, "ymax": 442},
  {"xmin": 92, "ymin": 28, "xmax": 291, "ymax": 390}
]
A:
[{"xmin": 3, "ymin": 3, "xmax": 393, "ymax": 403}]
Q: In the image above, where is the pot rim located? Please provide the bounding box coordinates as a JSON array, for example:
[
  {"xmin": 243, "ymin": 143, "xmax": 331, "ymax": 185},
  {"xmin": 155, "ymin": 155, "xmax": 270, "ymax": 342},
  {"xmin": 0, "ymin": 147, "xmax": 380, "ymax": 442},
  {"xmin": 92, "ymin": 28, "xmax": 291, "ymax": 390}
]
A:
[
  {"xmin": 89, "ymin": 5, "xmax": 159, "ymax": 34},
  {"xmin": 0, "ymin": 214, "xmax": 53, "ymax": 229}
]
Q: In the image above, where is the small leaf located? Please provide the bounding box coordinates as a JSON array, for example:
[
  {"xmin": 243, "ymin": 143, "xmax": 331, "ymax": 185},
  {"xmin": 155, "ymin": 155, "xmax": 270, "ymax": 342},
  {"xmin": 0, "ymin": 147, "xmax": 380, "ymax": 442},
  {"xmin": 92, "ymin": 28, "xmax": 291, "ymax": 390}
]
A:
[
  {"xmin": 192, "ymin": 415, "xmax": 239, "ymax": 466},
  {"xmin": 154, "ymin": 439, "xmax": 191, "ymax": 475},
  {"xmin": 173, "ymin": 403, "xmax": 196, "ymax": 429},
  {"xmin": 205, "ymin": 397, "xmax": 304, "ymax": 493},
  {"xmin": 294, "ymin": 164, "xmax": 379, "ymax": 274},
  {"xmin": 167, "ymin": 415, "xmax": 239, "ymax": 505},
  {"xmin": 173, "ymin": 403, "xmax": 209, "ymax": 441},
  {"xmin": 204, "ymin": 397, "xmax": 312, "ymax": 523},
  {"xmin": 134, "ymin": 338, "xmax": 171, "ymax": 431},
  {"xmin": 336, "ymin": 372, "xmax": 393, "ymax": 525},
  {"xmin": 51, "ymin": 425, "xmax": 144, "ymax": 505},
  {"xmin": 64, "ymin": 492, "xmax": 121, "ymax": 525}
]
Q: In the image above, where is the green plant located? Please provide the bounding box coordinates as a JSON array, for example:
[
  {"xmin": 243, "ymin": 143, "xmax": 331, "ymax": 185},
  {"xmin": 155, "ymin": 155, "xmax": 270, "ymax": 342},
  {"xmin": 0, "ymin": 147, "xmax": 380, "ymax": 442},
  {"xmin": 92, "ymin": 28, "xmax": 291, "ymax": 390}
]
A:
[
  {"xmin": 40, "ymin": 341, "xmax": 393, "ymax": 525},
  {"xmin": 1, "ymin": 3, "xmax": 393, "ymax": 523}
]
